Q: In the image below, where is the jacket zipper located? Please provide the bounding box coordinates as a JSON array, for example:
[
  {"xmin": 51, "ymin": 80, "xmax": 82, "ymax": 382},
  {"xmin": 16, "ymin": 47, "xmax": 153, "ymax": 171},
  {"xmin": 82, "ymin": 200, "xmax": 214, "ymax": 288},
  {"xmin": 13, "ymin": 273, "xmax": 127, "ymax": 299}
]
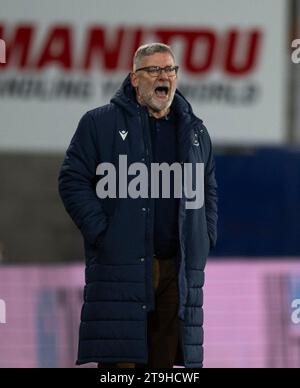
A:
[{"xmin": 138, "ymin": 106, "xmax": 155, "ymax": 310}]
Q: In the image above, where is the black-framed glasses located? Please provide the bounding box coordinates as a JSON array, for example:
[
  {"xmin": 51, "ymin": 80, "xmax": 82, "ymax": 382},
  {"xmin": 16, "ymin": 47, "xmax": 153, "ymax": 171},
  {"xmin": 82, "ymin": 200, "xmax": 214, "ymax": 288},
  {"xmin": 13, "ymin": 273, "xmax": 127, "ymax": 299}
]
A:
[{"xmin": 135, "ymin": 65, "xmax": 179, "ymax": 78}]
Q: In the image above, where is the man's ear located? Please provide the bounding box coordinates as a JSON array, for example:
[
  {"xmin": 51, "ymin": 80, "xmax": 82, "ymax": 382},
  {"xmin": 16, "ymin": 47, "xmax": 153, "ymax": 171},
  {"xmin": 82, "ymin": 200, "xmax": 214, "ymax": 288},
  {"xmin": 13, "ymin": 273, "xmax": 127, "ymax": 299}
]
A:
[{"xmin": 130, "ymin": 72, "xmax": 138, "ymax": 88}]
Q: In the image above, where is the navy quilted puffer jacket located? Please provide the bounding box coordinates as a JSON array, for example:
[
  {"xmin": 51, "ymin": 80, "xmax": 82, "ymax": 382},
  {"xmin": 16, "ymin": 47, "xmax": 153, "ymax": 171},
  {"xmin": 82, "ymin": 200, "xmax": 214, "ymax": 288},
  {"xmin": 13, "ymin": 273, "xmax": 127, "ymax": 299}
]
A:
[{"xmin": 58, "ymin": 75, "xmax": 218, "ymax": 368}]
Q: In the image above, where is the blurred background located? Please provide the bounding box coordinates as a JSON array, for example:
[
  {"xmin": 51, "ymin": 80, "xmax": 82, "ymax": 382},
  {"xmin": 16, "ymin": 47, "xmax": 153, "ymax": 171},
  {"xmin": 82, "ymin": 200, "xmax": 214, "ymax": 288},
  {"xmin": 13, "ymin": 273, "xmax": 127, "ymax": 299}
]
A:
[{"xmin": 0, "ymin": 0, "xmax": 300, "ymax": 368}]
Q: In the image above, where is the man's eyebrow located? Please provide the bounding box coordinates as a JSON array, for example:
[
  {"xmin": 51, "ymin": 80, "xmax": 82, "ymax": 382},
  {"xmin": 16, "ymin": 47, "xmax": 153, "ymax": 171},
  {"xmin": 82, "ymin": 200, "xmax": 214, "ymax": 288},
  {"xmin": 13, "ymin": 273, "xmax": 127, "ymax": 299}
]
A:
[{"xmin": 147, "ymin": 65, "xmax": 175, "ymax": 68}]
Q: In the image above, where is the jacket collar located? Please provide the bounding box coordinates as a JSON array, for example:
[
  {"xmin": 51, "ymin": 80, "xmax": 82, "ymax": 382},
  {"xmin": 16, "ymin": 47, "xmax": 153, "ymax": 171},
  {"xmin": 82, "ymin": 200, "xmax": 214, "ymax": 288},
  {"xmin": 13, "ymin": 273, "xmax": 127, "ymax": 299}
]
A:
[{"xmin": 111, "ymin": 74, "xmax": 203, "ymax": 162}]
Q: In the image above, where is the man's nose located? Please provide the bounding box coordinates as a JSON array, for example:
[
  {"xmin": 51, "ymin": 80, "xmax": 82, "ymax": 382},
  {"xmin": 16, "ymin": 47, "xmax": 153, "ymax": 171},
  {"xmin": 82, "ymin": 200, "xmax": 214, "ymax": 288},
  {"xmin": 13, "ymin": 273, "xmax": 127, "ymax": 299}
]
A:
[{"xmin": 158, "ymin": 71, "xmax": 169, "ymax": 81}]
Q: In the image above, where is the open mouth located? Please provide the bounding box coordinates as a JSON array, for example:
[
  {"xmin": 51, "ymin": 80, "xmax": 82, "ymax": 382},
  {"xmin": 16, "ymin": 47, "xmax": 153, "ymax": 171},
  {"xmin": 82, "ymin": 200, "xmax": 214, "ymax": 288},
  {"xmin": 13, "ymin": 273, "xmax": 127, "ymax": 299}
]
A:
[{"xmin": 154, "ymin": 86, "xmax": 169, "ymax": 98}]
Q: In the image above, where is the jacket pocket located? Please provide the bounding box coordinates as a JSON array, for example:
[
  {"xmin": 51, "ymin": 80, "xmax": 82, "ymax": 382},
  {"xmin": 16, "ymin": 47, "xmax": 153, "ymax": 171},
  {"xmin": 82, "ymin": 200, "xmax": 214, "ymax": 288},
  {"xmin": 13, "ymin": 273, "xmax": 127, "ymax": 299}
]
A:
[{"xmin": 96, "ymin": 199, "xmax": 120, "ymax": 253}]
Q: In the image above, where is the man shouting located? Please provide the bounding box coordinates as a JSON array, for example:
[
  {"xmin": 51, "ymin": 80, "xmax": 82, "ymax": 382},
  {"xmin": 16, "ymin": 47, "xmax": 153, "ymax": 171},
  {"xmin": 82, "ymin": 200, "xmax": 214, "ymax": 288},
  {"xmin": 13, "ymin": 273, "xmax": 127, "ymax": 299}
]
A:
[{"xmin": 59, "ymin": 43, "xmax": 218, "ymax": 368}]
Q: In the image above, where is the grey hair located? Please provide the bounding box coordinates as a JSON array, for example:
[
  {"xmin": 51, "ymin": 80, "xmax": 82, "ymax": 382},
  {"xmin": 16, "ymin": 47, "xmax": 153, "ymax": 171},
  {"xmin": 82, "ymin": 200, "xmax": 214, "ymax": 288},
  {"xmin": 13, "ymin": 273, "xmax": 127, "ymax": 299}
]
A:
[{"xmin": 133, "ymin": 43, "xmax": 176, "ymax": 70}]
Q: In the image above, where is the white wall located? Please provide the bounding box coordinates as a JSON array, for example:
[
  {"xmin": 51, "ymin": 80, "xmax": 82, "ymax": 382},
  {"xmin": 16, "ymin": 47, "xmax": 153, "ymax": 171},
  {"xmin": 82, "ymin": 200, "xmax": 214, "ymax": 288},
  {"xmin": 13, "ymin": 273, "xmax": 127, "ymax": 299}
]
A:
[{"xmin": 0, "ymin": 0, "xmax": 288, "ymax": 151}]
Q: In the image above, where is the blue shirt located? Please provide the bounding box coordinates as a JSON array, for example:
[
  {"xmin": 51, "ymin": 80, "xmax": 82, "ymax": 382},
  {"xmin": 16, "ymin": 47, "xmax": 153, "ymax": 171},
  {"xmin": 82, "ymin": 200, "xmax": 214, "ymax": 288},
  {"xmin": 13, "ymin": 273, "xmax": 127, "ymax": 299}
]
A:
[{"xmin": 148, "ymin": 111, "xmax": 180, "ymax": 259}]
